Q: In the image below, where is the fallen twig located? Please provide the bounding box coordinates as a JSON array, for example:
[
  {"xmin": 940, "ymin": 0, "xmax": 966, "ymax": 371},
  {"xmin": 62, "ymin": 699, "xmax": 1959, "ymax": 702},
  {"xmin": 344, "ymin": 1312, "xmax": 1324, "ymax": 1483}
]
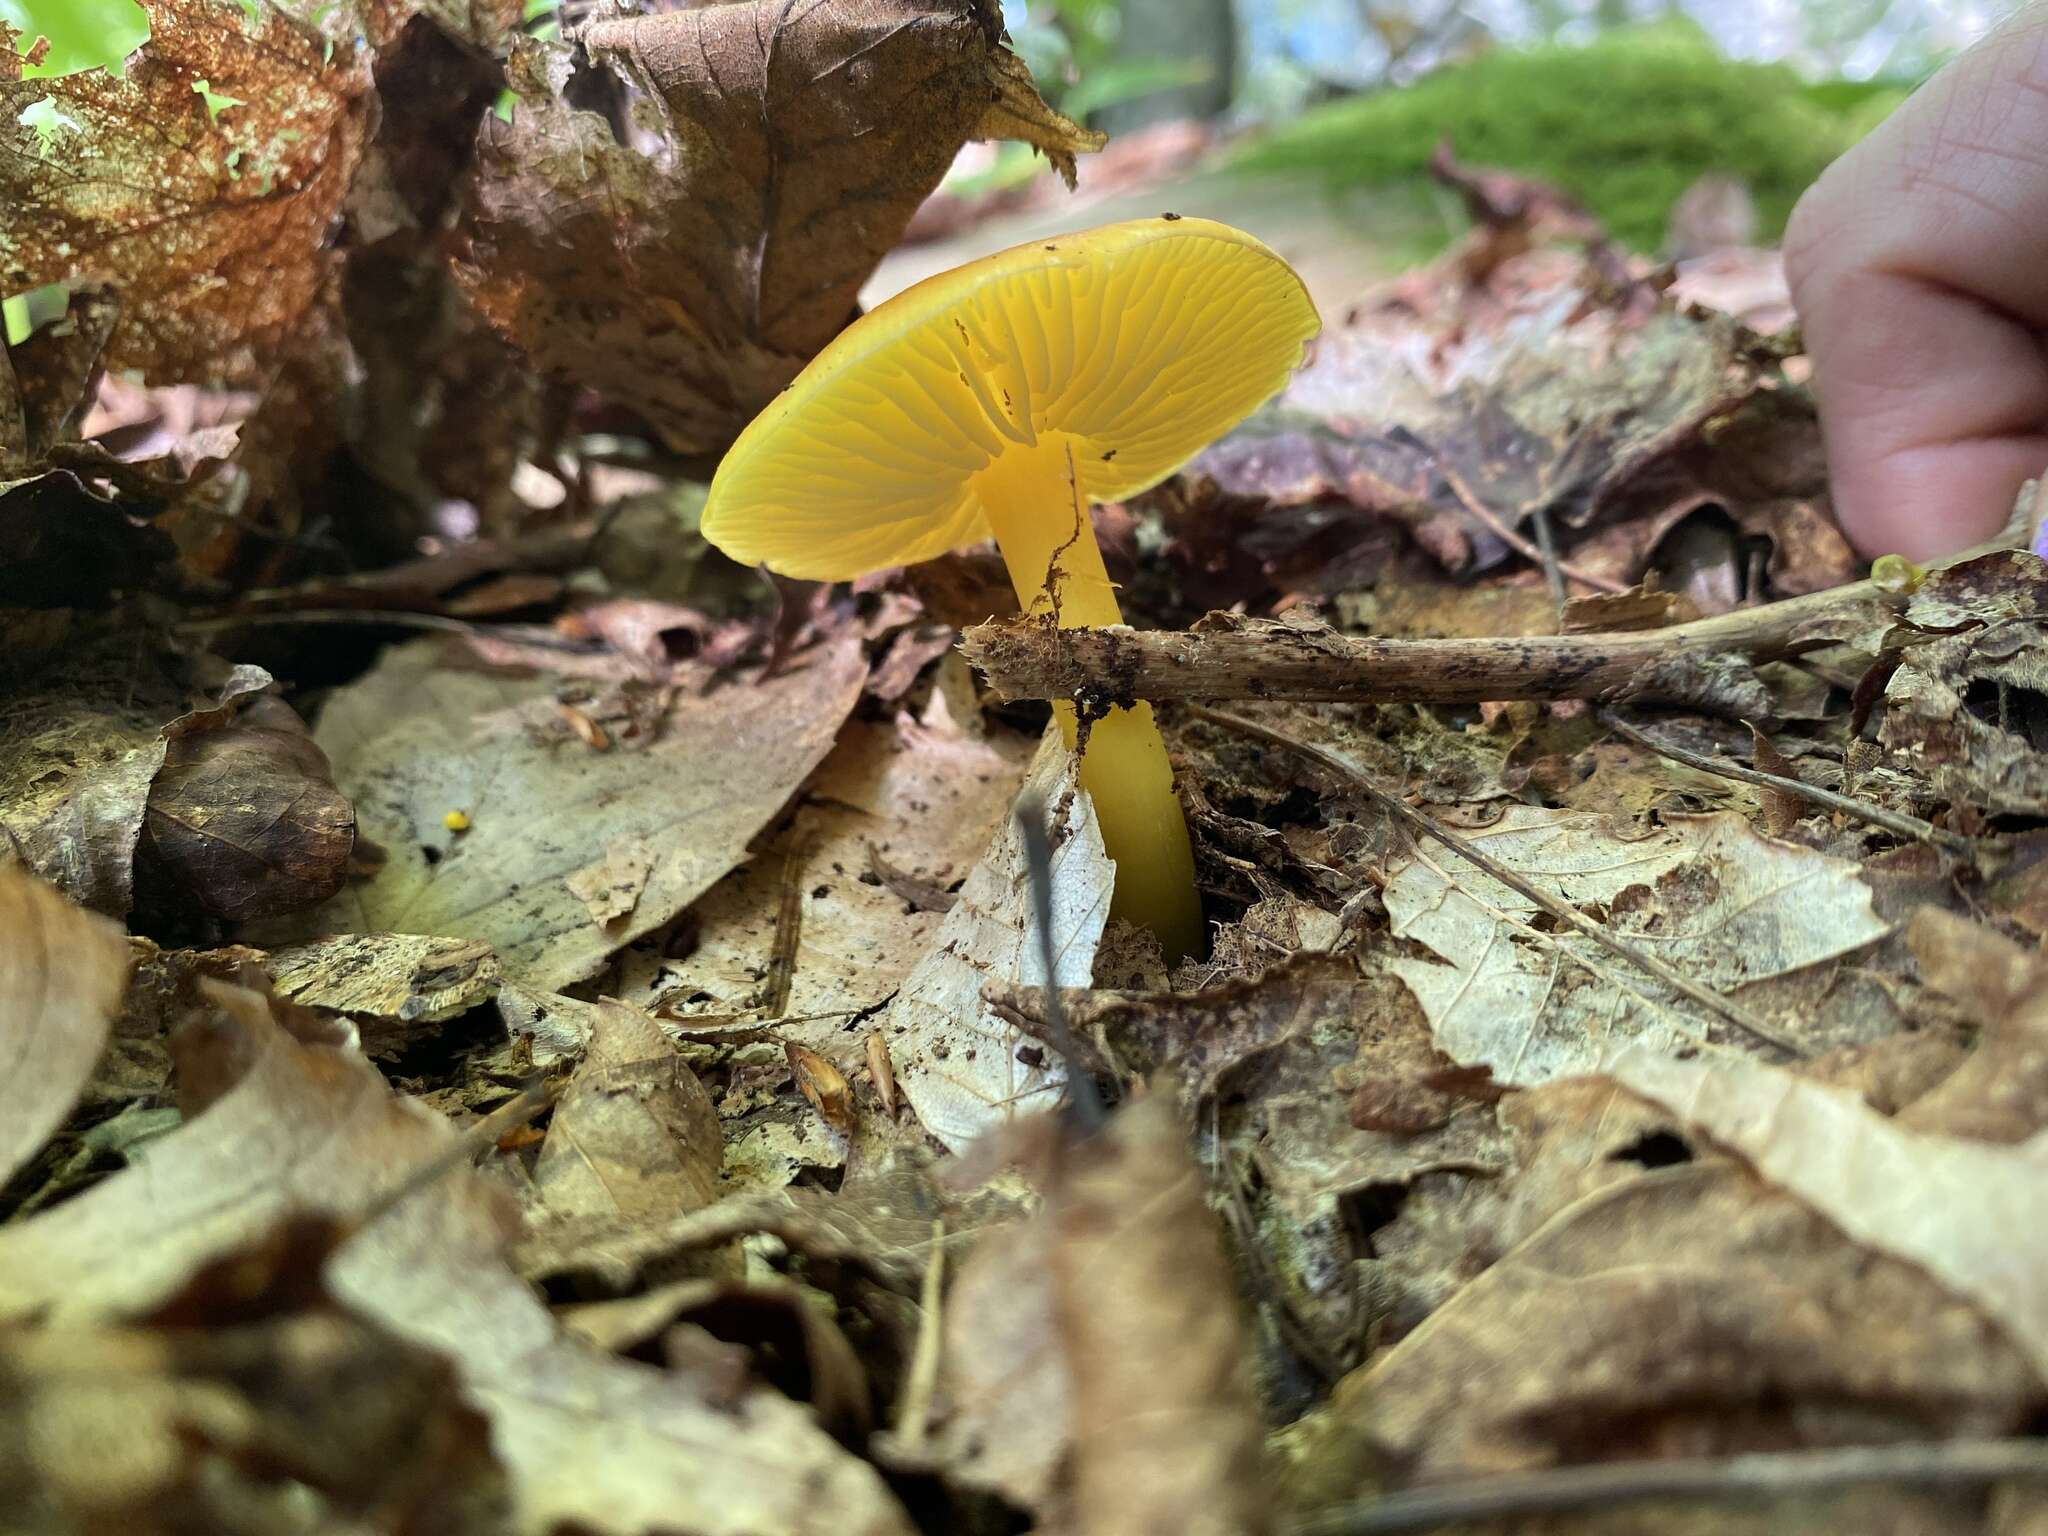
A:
[
  {"xmin": 963, "ymin": 580, "xmax": 1899, "ymax": 709},
  {"xmin": 1291, "ymin": 1437, "xmax": 2048, "ymax": 1535},
  {"xmin": 1193, "ymin": 706, "xmax": 1806, "ymax": 1057},
  {"xmin": 1601, "ymin": 714, "xmax": 1980, "ymax": 858}
]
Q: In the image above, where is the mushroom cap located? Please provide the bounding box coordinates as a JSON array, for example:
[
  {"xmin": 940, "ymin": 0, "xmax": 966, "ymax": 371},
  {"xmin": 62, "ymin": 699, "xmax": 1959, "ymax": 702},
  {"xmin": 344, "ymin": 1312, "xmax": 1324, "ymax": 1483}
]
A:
[{"xmin": 700, "ymin": 217, "xmax": 1320, "ymax": 580}]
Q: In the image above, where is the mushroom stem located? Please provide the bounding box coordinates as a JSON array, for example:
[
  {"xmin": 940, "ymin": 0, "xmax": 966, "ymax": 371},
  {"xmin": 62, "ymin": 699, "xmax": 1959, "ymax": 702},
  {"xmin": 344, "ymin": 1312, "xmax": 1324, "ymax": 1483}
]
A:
[{"xmin": 976, "ymin": 439, "xmax": 1202, "ymax": 960}]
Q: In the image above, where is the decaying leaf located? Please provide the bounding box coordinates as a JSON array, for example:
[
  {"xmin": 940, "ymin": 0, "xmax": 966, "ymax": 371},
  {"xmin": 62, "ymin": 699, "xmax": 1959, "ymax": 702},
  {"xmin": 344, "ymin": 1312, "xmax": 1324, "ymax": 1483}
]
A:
[
  {"xmin": 625, "ymin": 696, "xmax": 1032, "ymax": 1029},
  {"xmin": 1294, "ymin": 1161, "xmax": 2041, "ymax": 1497},
  {"xmin": 534, "ymin": 1000, "xmax": 724, "ymax": 1230},
  {"xmin": 143, "ymin": 694, "xmax": 356, "ymax": 921},
  {"xmin": 0, "ymin": 870, "xmax": 133, "ymax": 1185},
  {"xmin": 264, "ymin": 932, "xmax": 501, "ymax": 1026},
  {"xmin": 1611, "ymin": 1042, "xmax": 2048, "ymax": 1383},
  {"xmin": 0, "ymin": 977, "xmax": 918, "ymax": 1536},
  {"xmin": 1050, "ymin": 1092, "xmax": 1269, "ymax": 1536},
  {"xmin": 264, "ymin": 635, "xmax": 866, "ymax": 986},
  {"xmin": 0, "ymin": 1310, "xmax": 503, "ymax": 1534},
  {"xmin": 0, "ymin": 648, "xmax": 273, "ymax": 916},
  {"xmin": 1385, "ymin": 806, "xmax": 1890, "ymax": 1082},
  {"xmin": 1880, "ymin": 551, "xmax": 2048, "ymax": 818},
  {"xmin": 456, "ymin": 3, "xmax": 1100, "ymax": 454},
  {"xmin": 881, "ymin": 734, "xmax": 1113, "ymax": 1151},
  {"xmin": 0, "ymin": 0, "xmax": 374, "ymax": 385}
]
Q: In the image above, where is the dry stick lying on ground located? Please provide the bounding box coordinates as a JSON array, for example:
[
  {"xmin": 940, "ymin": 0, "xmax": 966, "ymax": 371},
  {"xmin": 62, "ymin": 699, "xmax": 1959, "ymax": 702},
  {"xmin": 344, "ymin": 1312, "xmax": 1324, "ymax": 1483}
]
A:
[
  {"xmin": 962, "ymin": 579, "xmax": 1902, "ymax": 709},
  {"xmin": 1291, "ymin": 1438, "xmax": 2048, "ymax": 1536},
  {"xmin": 1193, "ymin": 706, "xmax": 1805, "ymax": 1057},
  {"xmin": 1600, "ymin": 713, "xmax": 1980, "ymax": 858}
]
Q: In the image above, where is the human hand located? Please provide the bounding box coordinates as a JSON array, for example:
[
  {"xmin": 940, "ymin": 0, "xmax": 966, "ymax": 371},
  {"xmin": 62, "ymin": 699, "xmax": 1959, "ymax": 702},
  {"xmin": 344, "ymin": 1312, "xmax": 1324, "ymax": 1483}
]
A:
[{"xmin": 1785, "ymin": 5, "xmax": 2048, "ymax": 561}]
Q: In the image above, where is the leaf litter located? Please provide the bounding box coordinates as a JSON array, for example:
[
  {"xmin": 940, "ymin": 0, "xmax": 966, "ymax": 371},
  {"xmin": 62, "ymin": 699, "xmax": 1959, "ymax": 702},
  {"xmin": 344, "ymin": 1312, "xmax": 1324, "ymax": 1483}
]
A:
[{"xmin": 9, "ymin": 8, "xmax": 2048, "ymax": 1533}]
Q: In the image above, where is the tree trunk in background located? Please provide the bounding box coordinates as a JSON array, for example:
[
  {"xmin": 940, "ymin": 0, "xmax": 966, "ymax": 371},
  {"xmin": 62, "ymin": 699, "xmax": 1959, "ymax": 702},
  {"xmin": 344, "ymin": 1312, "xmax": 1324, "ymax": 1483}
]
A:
[{"xmin": 1095, "ymin": 0, "xmax": 1236, "ymax": 134}]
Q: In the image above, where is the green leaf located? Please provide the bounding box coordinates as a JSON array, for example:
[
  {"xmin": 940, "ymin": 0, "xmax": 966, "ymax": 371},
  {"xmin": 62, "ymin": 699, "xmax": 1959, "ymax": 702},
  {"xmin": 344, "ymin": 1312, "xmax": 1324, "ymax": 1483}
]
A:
[{"xmin": 1, "ymin": 0, "xmax": 148, "ymax": 77}]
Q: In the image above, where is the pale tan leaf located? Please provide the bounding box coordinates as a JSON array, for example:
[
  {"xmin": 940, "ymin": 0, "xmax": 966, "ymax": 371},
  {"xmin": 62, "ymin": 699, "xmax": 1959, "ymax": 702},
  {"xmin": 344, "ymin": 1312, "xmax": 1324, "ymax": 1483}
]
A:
[
  {"xmin": 882, "ymin": 733, "xmax": 1113, "ymax": 1152},
  {"xmin": 1385, "ymin": 806, "xmax": 1890, "ymax": 1082},
  {"xmin": 1611, "ymin": 1042, "xmax": 2048, "ymax": 1384},
  {"xmin": 0, "ymin": 869, "xmax": 132, "ymax": 1184},
  {"xmin": 0, "ymin": 981, "xmax": 916, "ymax": 1536},
  {"xmin": 259, "ymin": 636, "xmax": 866, "ymax": 987}
]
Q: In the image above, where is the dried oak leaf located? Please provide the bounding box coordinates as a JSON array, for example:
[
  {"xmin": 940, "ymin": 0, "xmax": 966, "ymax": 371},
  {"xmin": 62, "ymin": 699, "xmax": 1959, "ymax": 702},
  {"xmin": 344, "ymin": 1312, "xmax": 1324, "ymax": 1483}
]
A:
[
  {"xmin": 0, "ymin": 869, "xmax": 133, "ymax": 1186},
  {"xmin": 455, "ymin": 3, "xmax": 1101, "ymax": 455},
  {"xmin": 0, "ymin": 0, "xmax": 373, "ymax": 386}
]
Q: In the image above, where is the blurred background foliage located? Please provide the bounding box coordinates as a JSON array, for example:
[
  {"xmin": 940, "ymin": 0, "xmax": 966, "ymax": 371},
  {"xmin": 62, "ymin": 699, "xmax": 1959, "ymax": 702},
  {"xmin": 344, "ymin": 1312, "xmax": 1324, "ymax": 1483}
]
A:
[{"xmin": 0, "ymin": 0, "xmax": 2017, "ymax": 266}]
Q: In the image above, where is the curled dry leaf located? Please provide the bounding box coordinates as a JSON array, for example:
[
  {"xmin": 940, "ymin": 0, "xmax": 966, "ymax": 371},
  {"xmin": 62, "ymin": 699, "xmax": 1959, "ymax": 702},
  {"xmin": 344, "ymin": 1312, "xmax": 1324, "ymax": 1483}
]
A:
[
  {"xmin": 264, "ymin": 932, "xmax": 501, "ymax": 1028},
  {"xmin": 0, "ymin": 1311, "xmax": 503, "ymax": 1534},
  {"xmin": 0, "ymin": 0, "xmax": 373, "ymax": 386},
  {"xmin": 1295, "ymin": 1162, "xmax": 2041, "ymax": 1498},
  {"xmin": 264, "ymin": 635, "xmax": 866, "ymax": 987},
  {"xmin": 881, "ymin": 734, "xmax": 1113, "ymax": 1152},
  {"xmin": 1385, "ymin": 805, "xmax": 1889, "ymax": 1082},
  {"xmin": 534, "ymin": 1000, "xmax": 723, "ymax": 1230},
  {"xmin": 786, "ymin": 1041, "xmax": 857, "ymax": 1138},
  {"xmin": 1050, "ymin": 1092, "xmax": 1270, "ymax": 1536},
  {"xmin": 1610, "ymin": 1035, "xmax": 2048, "ymax": 1384},
  {"xmin": 143, "ymin": 694, "xmax": 356, "ymax": 921},
  {"xmin": 0, "ymin": 978, "xmax": 917, "ymax": 1536},
  {"xmin": 0, "ymin": 869, "xmax": 133, "ymax": 1185},
  {"xmin": 456, "ymin": 2, "xmax": 1100, "ymax": 454},
  {"xmin": 0, "ymin": 648, "xmax": 273, "ymax": 916}
]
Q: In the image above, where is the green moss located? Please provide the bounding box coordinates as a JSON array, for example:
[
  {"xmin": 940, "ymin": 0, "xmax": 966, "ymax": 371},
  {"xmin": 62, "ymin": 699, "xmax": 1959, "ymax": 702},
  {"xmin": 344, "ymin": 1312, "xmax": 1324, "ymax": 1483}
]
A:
[{"xmin": 1231, "ymin": 24, "xmax": 1874, "ymax": 251}]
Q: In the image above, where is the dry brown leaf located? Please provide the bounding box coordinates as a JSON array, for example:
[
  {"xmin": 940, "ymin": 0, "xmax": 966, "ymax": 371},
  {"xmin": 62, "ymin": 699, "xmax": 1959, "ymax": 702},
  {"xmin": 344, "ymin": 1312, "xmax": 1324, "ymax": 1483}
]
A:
[
  {"xmin": 1611, "ymin": 1036, "xmax": 2048, "ymax": 1385},
  {"xmin": 786, "ymin": 1041, "xmax": 858, "ymax": 1138},
  {"xmin": 895, "ymin": 1211, "xmax": 1074, "ymax": 1517},
  {"xmin": 0, "ymin": 0, "xmax": 373, "ymax": 386},
  {"xmin": 623, "ymin": 697, "xmax": 1032, "ymax": 1030},
  {"xmin": 1050, "ymin": 1092, "xmax": 1270, "ymax": 1536},
  {"xmin": 0, "ymin": 1310, "xmax": 502, "ymax": 1533},
  {"xmin": 0, "ymin": 978, "xmax": 917, "ymax": 1536},
  {"xmin": 143, "ymin": 696, "xmax": 356, "ymax": 921},
  {"xmin": 455, "ymin": 3, "xmax": 1100, "ymax": 454},
  {"xmin": 0, "ymin": 869, "xmax": 133, "ymax": 1185},
  {"xmin": 1292, "ymin": 1161, "xmax": 2040, "ymax": 1500},
  {"xmin": 0, "ymin": 649, "xmax": 274, "ymax": 916},
  {"xmin": 261, "ymin": 635, "xmax": 866, "ymax": 987},
  {"xmin": 534, "ymin": 999, "xmax": 723, "ymax": 1229}
]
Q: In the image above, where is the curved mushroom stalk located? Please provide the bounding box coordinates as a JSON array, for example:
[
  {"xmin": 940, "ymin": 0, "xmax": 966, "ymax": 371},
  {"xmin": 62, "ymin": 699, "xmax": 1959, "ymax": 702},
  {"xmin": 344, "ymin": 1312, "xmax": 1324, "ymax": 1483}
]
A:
[
  {"xmin": 701, "ymin": 217, "xmax": 1320, "ymax": 964},
  {"xmin": 977, "ymin": 438, "xmax": 1200, "ymax": 958}
]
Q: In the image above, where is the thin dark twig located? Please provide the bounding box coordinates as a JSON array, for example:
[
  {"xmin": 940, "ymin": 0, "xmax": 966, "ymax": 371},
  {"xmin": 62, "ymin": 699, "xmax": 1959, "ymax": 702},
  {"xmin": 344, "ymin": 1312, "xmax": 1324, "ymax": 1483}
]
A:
[
  {"xmin": 1437, "ymin": 460, "xmax": 1627, "ymax": 595},
  {"xmin": 176, "ymin": 609, "xmax": 599, "ymax": 651},
  {"xmin": 1527, "ymin": 502, "xmax": 1569, "ymax": 615},
  {"xmin": 1194, "ymin": 706, "xmax": 1806, "ymax": 1057},
  {"xmin": 1291, "ymin": 1437, "xmax": 2048, "ymax": 1535},
  {"xmin": 353, "ymin": 1078, "xmax": 558, "ymax": 1234},
  {"xmin": 1602, "ymin": 714, "xmax": 1979, "ymax": 858},
  {"xmin": 1013, "ymin": 794, "xmax": 1106, "ymax": 1133}
]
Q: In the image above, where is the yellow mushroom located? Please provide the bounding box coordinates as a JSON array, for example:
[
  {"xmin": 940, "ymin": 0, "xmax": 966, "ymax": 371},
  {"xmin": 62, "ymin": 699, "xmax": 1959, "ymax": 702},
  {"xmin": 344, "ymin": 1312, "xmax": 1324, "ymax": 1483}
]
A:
[{"xmin": 702, "ymin": 217, "xmax": 1321, "ymax": 959}]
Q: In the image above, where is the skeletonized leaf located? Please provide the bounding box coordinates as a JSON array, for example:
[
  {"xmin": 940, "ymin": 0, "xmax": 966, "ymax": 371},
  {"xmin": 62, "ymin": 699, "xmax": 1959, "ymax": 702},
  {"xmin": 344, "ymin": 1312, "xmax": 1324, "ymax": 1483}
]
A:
[
  {"xmin": 456, "ymin": 4, "xmax": 1100, "ymax": 454},
  {"xmin": 1385, "ymin": 806, "xmax": 1889, "ymax": 1083},
  {"xmin": 262, "ymin": 636, "xmax": 866, "ymax": 987},
  {"xmin": 0, "ymin": 0, "xmax": 373, "ymax": 386},
  {"xmin": 0, "ymin": 870, "xmax": 133, "ymax": 1185},
  {"xmin": 882, "ymin": 733, "xmax": 1113, "ymax": 1152}
]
